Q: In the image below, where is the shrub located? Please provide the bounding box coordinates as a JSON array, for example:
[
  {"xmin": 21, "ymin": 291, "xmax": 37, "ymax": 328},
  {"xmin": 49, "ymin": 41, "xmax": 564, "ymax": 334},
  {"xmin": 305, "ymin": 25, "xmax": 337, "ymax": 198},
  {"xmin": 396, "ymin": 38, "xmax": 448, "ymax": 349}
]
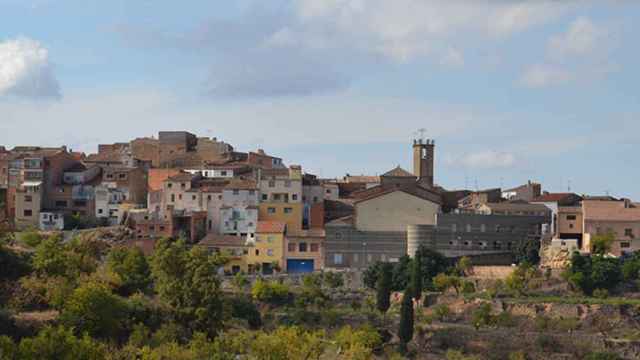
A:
[
  {"xmin": 509, "ymin": 351, "xmax": 527, "ymax": 360},
  {"xmin": 461, "ymin": 281, "xmax": 475, "ymax": 294},
  {"xmin": 323, "ymin": 272, "xmax": 344, "ymax": 289},
  {"xmin": 334, "ymin": 325, "xmax": 382, "ymax": 360},
  {"xmin": 593, "ymin": 288, "xmax": 609, "ymax": 299},
  {"xmin": 18, "ymin": 231, "xmax": 43, "ymax": 248},
  {"xmin": 231, "ymin": 297, "xmax": 262, "ymax": 329},
  {"xmin": 471, "ymin": 303, "xmax": 493, "ymax": 330},
  {"xmin": 252, "ymin": 279, "xmax": 290, "ymax": 305},
  {"xmin": 432, "ymin": 304, "xmax": 451, "ymax": 322},
  {"xmin": 535, "ymin": 334, "xmax": 558, "ymax": 351}
]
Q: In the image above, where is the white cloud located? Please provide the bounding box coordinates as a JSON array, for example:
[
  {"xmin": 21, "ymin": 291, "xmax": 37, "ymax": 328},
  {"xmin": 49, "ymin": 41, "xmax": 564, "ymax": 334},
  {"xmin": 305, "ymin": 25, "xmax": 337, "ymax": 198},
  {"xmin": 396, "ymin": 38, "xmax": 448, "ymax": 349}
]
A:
[
  {"xmin": 520, "ymin": 64, "xmax": 571, "ymax": 88},
  {"xmin": 440, "ymin": 47, "xmax": 464, "ymax": 67},
  {"xmin": 448, "ymin": 150, "xmax": 516, "ymax": 169},
  {"xmin": 548, "ymin": 17, "xmax": 603, "ymax": 59},
  {"xmin": 0, "ymin": 37, "xmax": 61, "ymax": 99},
  {"xmin": 521, "ymin": 16, "xmax": 613, "ymax": 89}
]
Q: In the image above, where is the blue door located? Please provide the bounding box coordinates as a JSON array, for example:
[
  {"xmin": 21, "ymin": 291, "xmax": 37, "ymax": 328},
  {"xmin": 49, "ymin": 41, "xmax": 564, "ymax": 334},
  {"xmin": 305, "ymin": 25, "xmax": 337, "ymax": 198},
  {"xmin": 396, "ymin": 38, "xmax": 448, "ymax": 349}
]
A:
[{"xmin": 287, "ymin": 259, "xmax": 314, "ymax": 274}]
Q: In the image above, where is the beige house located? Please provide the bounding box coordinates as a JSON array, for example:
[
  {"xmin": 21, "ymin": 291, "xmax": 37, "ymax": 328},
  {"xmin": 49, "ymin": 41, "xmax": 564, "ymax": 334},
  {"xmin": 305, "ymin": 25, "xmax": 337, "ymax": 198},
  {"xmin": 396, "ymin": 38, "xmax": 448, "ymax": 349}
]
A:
[
  {"xmin": 354, "ymin": 189, "xmax": 440, "ymax": 232},
  {"xmin": 582, "ymin": 199, "xmax": 640, "ymax": 256}
]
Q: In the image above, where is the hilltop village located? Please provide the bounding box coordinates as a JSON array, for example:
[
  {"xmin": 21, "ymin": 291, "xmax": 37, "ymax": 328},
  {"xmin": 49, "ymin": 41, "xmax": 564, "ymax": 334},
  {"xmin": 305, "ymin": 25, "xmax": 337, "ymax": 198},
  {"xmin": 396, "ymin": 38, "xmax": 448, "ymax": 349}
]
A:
[
  {"xmin": 1, "ymin": 131, "xmax": 637, "ymax": 272},
  {"xmin": 2, "ymin": 131, "xmax": 640, "ymax": 359}
]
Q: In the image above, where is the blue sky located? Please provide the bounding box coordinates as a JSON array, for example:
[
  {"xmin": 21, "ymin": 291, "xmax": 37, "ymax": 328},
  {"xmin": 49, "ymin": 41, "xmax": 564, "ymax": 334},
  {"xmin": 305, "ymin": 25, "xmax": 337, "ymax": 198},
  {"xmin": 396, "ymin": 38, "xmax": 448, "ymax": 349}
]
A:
[{"xmin": 1, "ymin": 0, "xmax": 639, "ymax": 198}]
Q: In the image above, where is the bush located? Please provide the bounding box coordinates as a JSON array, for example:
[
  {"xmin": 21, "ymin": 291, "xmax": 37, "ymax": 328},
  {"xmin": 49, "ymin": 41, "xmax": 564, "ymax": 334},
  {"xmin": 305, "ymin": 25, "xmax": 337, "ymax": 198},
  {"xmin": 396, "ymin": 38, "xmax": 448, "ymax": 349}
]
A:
[
  {"xmin": 231, "ymin": 297, "xmax": 262, "ymax": 329},
  {"xmin": 252, "ymin": 279, "xmax": 290, "ymax": 305},
  {"xmin": 18, "ymin": 231, "xmax": 43, "ymax": 248},
  {"xmin": 584, "ymin": 352, "xmax": 622, "ymax": 360},
  {"xmin": 593, "ymin": 288, "xmax": 609, "ymax": 299},
  {"xmin": 461, "ymin": 281, "xmax": 475, "ymax": 294},
  {"xmin": 323, "ymin": 272, "xmax": 344, "ymax": 289},
  {"xmin": 432, "ymin": 304, "xmax": 451, "ymax": 322},
  {"xmin": 535, "ymin": 334, "xmax": 558, "ymax": 351},
  {"xmin": 471, "ymin": 303, "xmax": 493, "ymax": 329}
]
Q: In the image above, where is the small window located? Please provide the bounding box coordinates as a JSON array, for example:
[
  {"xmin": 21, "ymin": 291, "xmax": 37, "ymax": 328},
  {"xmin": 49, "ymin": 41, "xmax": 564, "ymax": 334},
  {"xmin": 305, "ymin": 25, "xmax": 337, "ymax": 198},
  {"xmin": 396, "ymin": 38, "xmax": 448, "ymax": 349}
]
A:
[
  {"xmin": 569, "ymin": 224, "xmax": 574, "ymax": 229},
  {"xmin": 313, "ymin": 196, "xmax": 318, "ymax": 203},
  {"xmin": 181, "ymin": 183, "xmax": 186, "ymax": 189},
  {"xmin": 98, "ymin": 209, "xmax": 103, "ymax": 214},
  {"xmin": 220, "ymin": 171, "xmax": 227, "ymax": 176},
  {"xmin": 268, "ymin": 180, "xmax": 275, "ymax": 188},
  {"xmin": 119, "ymin": 173, "xmax": 126, "ymax": 179},
  {"xmin": 288, "ymin": 243, "xmax": 296, "ymax": 252},
  {"xmin": 267, "ymin": 249, "xmax": 274, "ymax": 256},
  {"xmin": 466, "ymin": 224, "xmax": 472, "ymax": 233},
  {"xmin": 326, "ymin": 189, "xmax": 331, "ymax": 194},
  {"xmin": 192, "ymin": 195, "xmax": 196, "ymax": 200},
  {"xmin": 621, "ymin": 242, "xmax": 631, "ymax": 248},
  {"xmin": 262, "ymin": 194, "xmax": 268, "ymax": 201},
  {"xmin": 24, "ymin": 195, "xmax": 32, "ymax": 202},
  {"xmin": 255, "ymin": 249, "xmax": 260, "ymax": 256},
  {"xmin": 249, "ymin": 190, "xmax": 256, "ymax": 195},
  {"xmin": 334, "ymin": 253, "xmax": 343, "ymax": 265},
  {"xmin": 268, "ymin": 207, "xmax": 276, "ymax": 214},
  {"xmin": 233, "ymin": 189, "xmax": 239, "ymax": 195},
  {"xmin": 625, "ymin": 228, "xmax": 634, "ymax": 237},
  {"xmin": 178, "ymin": 194, "xmax": 182, "ymax": 200},
  {"xmin": 24, "ymin": 209, "xmax": 33, "ymax": 217},
  {"xmin": 310, "ymin": 243, "xmax": 319, "ymax": 252},
  {"xmin": 480, "ymin": 224, "xmax": 486, "ymax": 233},
  {"xmin": 566, "ymin": 215, "xmax": 577, "ymax": 220},
  {"xmin": 168, "ymin": 183, "xmax": 173, "ymax": 188},
  {"xmin": 171, "ymin": 194, "xmax": 175, "ymax": 202},
  {"xmin": 292, "ymin": 194, "xmax": 298, "ymax": 201},
  {"xmin": 284, "ymin": 207, "xmax": 293, "ymax": 214},
  {"xmin": 299, "ymin": 243, "xmax": 307, "ymax": 252},
  {"xmin": 452, "ymin": 224, "xmax": 457, "ymax": 232},
  {"xmin": 207, "ymin": 195, "xmax": 212, "ymax": 201},
  {"xmin": 55, "ymin": 200, "xmax": 67, "ymax": 207}
]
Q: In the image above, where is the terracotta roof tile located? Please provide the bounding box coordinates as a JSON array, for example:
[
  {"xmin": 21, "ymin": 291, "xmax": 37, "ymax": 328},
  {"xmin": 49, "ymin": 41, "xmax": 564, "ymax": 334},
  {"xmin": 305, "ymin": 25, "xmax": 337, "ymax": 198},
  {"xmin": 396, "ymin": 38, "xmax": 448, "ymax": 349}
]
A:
[
  {"xmin": 198, "ymin": 234, "xmax": 247, "ymax": 247},
  {"xmin": 532, "ymin": 193, "xmax": 581, "ymax": 203},
  {"xmin": 256, "ymin": 221, "xmax": 286, "ymax": 233}
]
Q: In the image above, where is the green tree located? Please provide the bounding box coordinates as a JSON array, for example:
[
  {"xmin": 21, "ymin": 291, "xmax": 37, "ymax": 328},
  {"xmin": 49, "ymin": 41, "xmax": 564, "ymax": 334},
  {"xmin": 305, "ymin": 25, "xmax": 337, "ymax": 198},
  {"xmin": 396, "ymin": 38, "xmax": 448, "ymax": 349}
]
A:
[
  {"xmin": 0, "ymin": 336, "xmax": 16, "ymax": 360},
  {"xmin": 60, "ymin": 281, "xmax": 128, "ymax": 340},
  {"xmin": 591, "ymin": 232, "xmax": 615, "ymax": 255},
  {"xmin": 397, "ymin": 290, "xmax": 414, "ymax": 354},
  {"xmin": 106, "ymin": 246, "xmax": 152, "ymax": 296},
  {"xmin": 17, "ymin": 326, "xmax": 106, "ymax": 360},
  {"xmin": 250, "ymin": 326, "xmax": 325, "ymax": 360},
  {"xmin": 151, "ymin": 237, "xmax": 224, "ymax": 337},
  {"xmin": 410, "ymin": 254, "xmax": 423, "ymax": 300},
  {"xmin": 591, "ymin": 256, "xmax": 622, "ymax": 292},
  {"xmin": 505, "ymin": 262, "xmax": 538, "ymax": 296},
  {"xmin": 433, "ymin": 273, "xmax": 461, "ymax": 295},
  {"xmin": 252, "ymin": 279, "xmax": 290, "ymax": 305},
  {"xmin": 515, "ymin": 239, "xmax": 541, "ymax": 265},
  {"xmin": 455, "ymin": 256, "xmax": 473, "ymax": 277},
  {"xmin": 391, "ymin": 256, "xmax": 412, "ymax": 291},
  {"xmin": 471, "ymin": 303, "xmax": 494, "ymax": 330},
  {"xmin": 376, "ymin": 263, "xmax": 393, "ymax": 315},
  {"xmin": 363, "ymin": 261, "xmax": 382, "ymax": 289},
  {"xmin": 415, "ymin": 246, "xmax": 450, "ymax": 289},
  {"xmin": 334, "ymin": 325, "xmax": 381, "ymax": 360}
]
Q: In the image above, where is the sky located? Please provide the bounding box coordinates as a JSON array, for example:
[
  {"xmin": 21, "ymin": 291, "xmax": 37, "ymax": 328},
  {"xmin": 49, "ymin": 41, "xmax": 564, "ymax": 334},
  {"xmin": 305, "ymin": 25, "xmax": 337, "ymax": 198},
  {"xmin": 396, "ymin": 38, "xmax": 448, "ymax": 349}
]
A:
[{"xmin": 1, "ymin": 0, "xmax": 639, "ymax": 198}]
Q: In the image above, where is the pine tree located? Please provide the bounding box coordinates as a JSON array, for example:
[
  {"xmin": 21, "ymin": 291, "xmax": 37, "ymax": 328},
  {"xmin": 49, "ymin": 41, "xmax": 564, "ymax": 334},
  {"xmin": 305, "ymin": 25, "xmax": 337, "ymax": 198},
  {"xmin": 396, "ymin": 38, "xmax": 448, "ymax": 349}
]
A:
[
  {"xmin": 398, "ymin": 288, "xmax": 414, "ymax": 354},
  {"xmin": 410, "ymin": 254, "xmax": 423, "ymax": 301},
  {"xmin": 376, "ymin": 263, "xmax": 393, "ymax": 315}
]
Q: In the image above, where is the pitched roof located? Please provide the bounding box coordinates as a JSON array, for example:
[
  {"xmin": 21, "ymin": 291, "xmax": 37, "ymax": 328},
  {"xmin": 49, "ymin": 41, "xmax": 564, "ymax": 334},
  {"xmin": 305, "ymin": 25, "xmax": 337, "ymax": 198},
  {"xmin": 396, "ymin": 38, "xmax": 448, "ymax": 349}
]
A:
[
  {"xmin": 381, "ymin": 166, "xmax": 415, "ymax": 178},
  {"xmin": 224, "ymin": 179, "xmax": 257, "ymax": 190},
  {"xmin": 353, "ymin": 184, "xmax": 442, "ymax": 205},
  {"xmin": 483, "ymin": 202, "xmax": 550, "ymax": 213},
  {"xmin": 167, "ymin": 172, "xmax": 197, "ymax": 182},
  {"xmin": 198, "ymin": 234, "xmax": 247, "ymax": 247},
  {"xmin": 256, "ymin": 221, "xmax": 286, "ymax": 233},
  {"xmin": 532, "ymin": 193, "xmax": 581, "ymax": 203}
]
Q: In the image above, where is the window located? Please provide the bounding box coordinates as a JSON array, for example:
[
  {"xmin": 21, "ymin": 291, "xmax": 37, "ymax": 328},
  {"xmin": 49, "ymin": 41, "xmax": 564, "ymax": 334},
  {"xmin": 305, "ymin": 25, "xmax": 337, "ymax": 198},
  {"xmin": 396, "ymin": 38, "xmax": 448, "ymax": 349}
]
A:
[
  {"xmin": 566, "ymin": 215, "xmax": 577, "ymax": 220},
  {"xmin": 24, "ymin": 195, "xmax": 32, "ymax": 202},
  {"xmin": 119, "ymin": 173, "xmax": 126, "ymax": 179},
  {"xmin": 168, "ymin": 183, "xmax": 173, "ymax": 188},
  {"xmin": 159, "ymin": 226, "xmax": 166, "ymax": 231},
  {"xmin": 98, "ymin": 209, "xmax": 103, "ymax": 214},
  {"xmin": 171, "ymin": 194, "xmax": 175, "ymax": 202},
  {"xmin": 268, "ymin": 207, "xmax": 276, "ymax": 214},
  {"xmin": 255, "ymin": 249, "xmax": 260, "ymax": 256},
  {"xmin": 268, "ymin": 180, "xmax": 275, "ymax": 188},
  {"xmin": 466, "ymin": 224, "xmax": 471, "ymax": 233},
  {"xmin": 480, "ymin": 224, "xmax": 486, "ymax": 233},
  {"xmin": 23, "ymin": 209, "xmax": 32, "ymax": 217},
  {"xmin": 106, "ymin": 174, "xmax": 114, "ymax": 180},
  {"xmin": 326, "ymin": 189, "xmax": 332, "ymax": 194},
  {"xmin": 310, "ymin": 243, "xmax": 319, "ymax": 252},
  {"xmin": 207, "ymin": 195, "xmax": 212, "ymax": 201},
  {"xmin": 621, "ymin": 242, "xmax": 631, "ymax": 248},
  {"xmin": 267, "ymin": 249, "xmax": 274, "ymax": 256},
  {"xmin": 178, "ymin": 194, "xmax": 182, "ymax": 200},
  {"xmin": 181, "ymin": 183, "xmax": 186, "ymax": 189},
  {"xmin": 55, "ymin": 200, "xmax": 67, "ymax": 207},
  {"xmin": 284, "ymin": 207, "xmax": 293, "ymax": 214},
  {"xmin": 625, "ymin": 228, "xmax": 634, "ymax": 237},
  {"xmin": 220, "ymin": 171, "xmax": 227, "ymax": 176},
  {"xmin": 292, "ymin": 194, "xmax": 298, "ymax": 201},
  {"xmin": 452, "ymin": 224, "xmax": 457, "ymax": 232},
  {"xmin": 299, "ymin": 243, "xmax": 307, "ymax": 252},
  {"xmin": 262, "ymin": 194, "xmax": 268, "ymax": 201},
  {"xmin": 273, "ymin": 194, "xmax": 282, "ymax": 201},
  {"xmin": 313, "ymin": 196, "xmax": 318, "ymax": 203},
  {"xmin": 334, "ymin": 253, "xmax": 343, "ymax": 265},
  {"xmin": 192, "ymin": 195, "xmax": 196, "ymax": 200},
  {"xmin": 288, "ymin": 243, "xmax": 296, "ymax": 252},
  {"xmin": 249, "ymin": 190, "xmax": 255, "ymax": 196},
  {"xmin": 74, "ymin": 200, "xmax": 87, "ymax": 207},
  {"xmin": 233, "ymin": 189, "xmax": 239, "ymax": 195}
]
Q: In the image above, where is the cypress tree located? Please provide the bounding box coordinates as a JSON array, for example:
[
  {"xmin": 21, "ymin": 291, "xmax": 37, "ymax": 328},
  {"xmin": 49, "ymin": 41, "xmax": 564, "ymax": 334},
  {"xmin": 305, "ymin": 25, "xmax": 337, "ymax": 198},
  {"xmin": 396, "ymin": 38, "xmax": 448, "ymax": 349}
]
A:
[
  {"xmin": 376, "ymin": 263, "xmax": 393, "ymax": 315},
  {"xmin": 398, "ymin": 288, "xmax": 414, "ymax": 353},
  {"xmin": 411, "ymin": 254, "xmax": 423, "ymax": 301}
]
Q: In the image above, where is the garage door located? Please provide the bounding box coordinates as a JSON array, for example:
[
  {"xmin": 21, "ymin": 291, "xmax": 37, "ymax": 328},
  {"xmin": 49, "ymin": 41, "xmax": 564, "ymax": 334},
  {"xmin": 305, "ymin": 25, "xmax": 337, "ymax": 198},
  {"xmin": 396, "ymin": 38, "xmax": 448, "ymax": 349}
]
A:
[{"xmin": 287, "ymin": 259, "xmax": 314, "ymax": 274}]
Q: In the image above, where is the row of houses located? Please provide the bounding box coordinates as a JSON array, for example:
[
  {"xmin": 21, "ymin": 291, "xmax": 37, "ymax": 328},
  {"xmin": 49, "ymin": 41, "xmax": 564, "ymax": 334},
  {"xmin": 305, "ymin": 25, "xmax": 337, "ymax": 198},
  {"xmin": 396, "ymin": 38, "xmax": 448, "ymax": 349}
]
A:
[{"xmin": 2, "ymin": 132, "xmax": 638, "ymax": 275}]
